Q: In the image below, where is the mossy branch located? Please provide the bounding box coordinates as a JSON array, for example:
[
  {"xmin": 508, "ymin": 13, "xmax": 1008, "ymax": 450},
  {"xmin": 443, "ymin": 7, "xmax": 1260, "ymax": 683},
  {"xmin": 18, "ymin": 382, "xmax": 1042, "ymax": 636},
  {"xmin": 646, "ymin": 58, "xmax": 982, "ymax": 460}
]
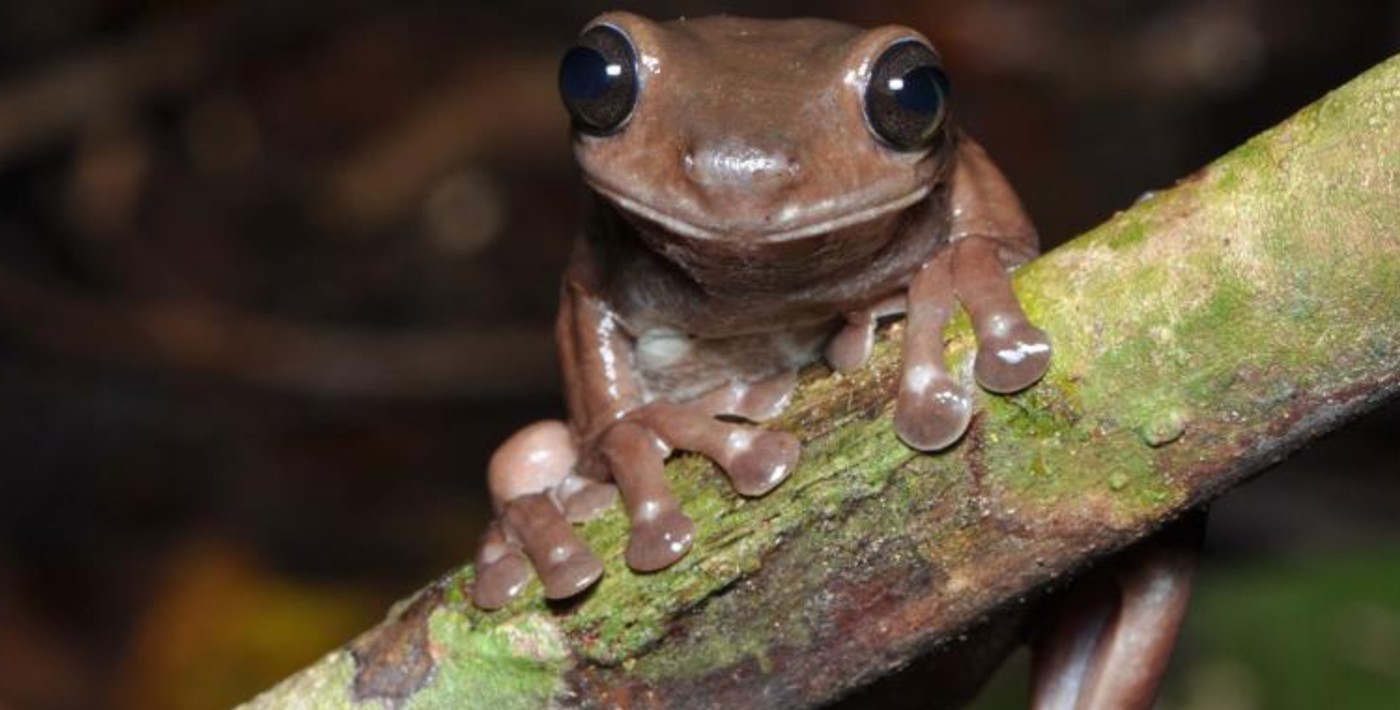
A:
[{"xmin": 241, "ymin": 54, "xmax": 1400, "ymax": 710}]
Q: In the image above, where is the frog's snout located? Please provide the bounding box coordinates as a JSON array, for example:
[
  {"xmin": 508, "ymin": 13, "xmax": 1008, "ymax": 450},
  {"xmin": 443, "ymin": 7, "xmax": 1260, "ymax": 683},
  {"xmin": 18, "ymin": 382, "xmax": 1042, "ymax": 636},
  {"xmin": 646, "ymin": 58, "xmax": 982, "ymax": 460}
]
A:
[{"xmin": 682, "ymin": 137, "xmax": 801, "ymax": 192}]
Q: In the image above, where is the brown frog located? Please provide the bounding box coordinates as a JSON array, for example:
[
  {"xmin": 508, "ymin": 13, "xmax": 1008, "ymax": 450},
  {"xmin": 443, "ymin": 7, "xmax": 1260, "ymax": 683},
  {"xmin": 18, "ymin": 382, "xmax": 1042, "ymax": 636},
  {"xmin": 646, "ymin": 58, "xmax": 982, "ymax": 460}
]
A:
[
  {"xmin": 472, "ymin": 15, "xmax": 1202, "ymax": 709},
  {"xmin": 472, "ymin": 12, "xmax": 1051, "ymax": 611}
]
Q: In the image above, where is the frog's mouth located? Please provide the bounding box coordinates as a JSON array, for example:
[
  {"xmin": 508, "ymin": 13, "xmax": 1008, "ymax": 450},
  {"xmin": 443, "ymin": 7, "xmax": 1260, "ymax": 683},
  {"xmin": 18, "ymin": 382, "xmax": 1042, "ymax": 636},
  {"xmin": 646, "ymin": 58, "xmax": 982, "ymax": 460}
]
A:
[
  {"xmin": 591, "ymin": 180, "xmax": 941, "ymax": 294},
  {"xmin": 589, "ymin": 182, "xmax": 931, "ymax": 243}
]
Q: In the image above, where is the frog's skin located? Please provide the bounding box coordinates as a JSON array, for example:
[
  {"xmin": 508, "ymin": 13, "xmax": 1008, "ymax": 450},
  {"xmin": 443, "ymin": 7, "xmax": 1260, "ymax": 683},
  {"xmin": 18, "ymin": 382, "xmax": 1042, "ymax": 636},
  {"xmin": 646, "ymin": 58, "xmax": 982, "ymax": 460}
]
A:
[
  {"xmin": 476, "ymin": 11, "xmax": 1049, "ymax": 603},
  {"xmin": 472, "ymin": 13, "xmax": 1190, "ymax": 709}
]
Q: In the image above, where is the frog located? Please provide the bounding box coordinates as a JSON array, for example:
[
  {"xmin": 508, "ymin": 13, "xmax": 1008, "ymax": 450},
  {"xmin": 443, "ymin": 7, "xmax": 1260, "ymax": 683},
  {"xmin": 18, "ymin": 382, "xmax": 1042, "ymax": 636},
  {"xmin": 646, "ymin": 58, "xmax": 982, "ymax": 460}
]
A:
[
  {"xmin": 471, "ymin": 11, "xmax": 1052, "ymax": 612},
  {"xmin": 469, "ymin": 14, "xmax": 1201, "ymax": 708}
]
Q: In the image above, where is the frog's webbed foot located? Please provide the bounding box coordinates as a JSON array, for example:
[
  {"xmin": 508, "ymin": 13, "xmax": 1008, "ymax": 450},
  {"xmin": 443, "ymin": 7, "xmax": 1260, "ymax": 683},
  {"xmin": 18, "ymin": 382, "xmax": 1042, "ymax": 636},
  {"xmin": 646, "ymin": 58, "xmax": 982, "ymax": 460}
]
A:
[
  {"xmin": 1031, "ymin": 514, "xmax": 1204, "ymax": 710},
  {"xmin": 895, "ymin": 253, "xmax": 975, "ymax": 451},
  {"xmin": 472, "ymin": 420, "xmax": 605, "ymax": 610},
  {"xmin": 953, "ymin": 236, "xmax": 1051, "ymax": 394},
  {"xmin": 599, "ymin": 372, "xmax": 801, "ymax": 571}
]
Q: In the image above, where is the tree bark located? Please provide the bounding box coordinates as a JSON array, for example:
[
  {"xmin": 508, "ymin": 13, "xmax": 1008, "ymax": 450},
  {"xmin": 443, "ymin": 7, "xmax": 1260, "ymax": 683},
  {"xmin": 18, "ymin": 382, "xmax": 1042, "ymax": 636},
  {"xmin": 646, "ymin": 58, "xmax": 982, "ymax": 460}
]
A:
[{"xmin": 240, "ymin": 53, "xmax": 1400, "ymax": 710}]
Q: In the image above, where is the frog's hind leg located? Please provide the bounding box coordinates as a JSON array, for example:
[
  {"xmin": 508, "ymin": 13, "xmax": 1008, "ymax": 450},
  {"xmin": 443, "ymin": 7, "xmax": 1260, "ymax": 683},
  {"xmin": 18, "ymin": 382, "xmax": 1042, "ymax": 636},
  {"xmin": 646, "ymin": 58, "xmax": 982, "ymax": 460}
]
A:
[
  {"xmin": 472, "ymin": 420, "xmax": 604, "ymax": 610},
  {"xmin": 896, "ymin": 252, "xmax": 974, "ymax": 451},
  {"xmin": 715, "ymin": 368, "xmax": 799, "ymax": 423},
  {"xmin": 952, "ymin": 236, "xmax": 1051, "ymax": 394},
  {"xmin": 641, "ymin": 406, "xmax": 799, "ymax": 498},
  {"xmin": 1030, "ymin": 514, "xmax": 1205, "ymax": 710},
  {"xmin": 649, "ymin": 370, "xmax": 802, "ymax": 497},
  {"xmin": 599, "ymin": 372, "xmax": 802, "ymax": 572}
]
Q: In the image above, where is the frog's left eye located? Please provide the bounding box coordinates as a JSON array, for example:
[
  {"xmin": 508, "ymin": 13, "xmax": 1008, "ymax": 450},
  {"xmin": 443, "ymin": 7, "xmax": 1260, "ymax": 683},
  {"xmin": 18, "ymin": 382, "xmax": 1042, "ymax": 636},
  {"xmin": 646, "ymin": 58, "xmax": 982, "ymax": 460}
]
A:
[
  {"xmin": 559, "ymin": 25, "xmax": 639, "ymax": 135},
  {"xmin": 864, "ymin": 40, "xmax": 950, "ymax": 151}
]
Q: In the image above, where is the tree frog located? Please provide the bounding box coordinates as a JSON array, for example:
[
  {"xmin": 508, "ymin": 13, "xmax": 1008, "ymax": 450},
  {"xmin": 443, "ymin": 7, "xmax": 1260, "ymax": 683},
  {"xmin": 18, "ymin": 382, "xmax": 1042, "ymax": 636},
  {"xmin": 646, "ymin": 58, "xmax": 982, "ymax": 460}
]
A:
[
  {"xmin": 471, "ymin": 12, "xmax": 1052, "ymax": 608},
  {"xmin": 470, "ymin": 14, "xmax": 1200, "ymax": 708},
  {"xmin": 470, "ymin": 11, "xmax": 1050, "ymax": 610}
]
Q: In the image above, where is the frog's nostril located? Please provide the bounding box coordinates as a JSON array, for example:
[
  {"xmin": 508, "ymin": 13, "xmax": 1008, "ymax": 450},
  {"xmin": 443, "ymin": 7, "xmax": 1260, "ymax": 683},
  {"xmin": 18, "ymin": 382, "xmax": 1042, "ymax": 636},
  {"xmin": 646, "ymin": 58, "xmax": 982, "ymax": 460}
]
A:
[{"xmin": 684, "ymin": 140, "xmax": 799, "ymax": 189}]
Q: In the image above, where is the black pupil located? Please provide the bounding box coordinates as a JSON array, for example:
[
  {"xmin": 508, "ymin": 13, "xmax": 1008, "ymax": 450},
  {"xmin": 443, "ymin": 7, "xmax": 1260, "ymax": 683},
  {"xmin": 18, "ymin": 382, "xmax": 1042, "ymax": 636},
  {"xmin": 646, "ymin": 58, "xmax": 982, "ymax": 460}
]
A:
[
  {"xmin": 561, "ymin": 46, "xmax": 615, "ymax": 101},
  {"xmin": 864, "ymin": 41, "xmax": 948, "ymax": 151},
  {"xmin": 891, "ymin": 65, "xmax": 943, "ymax": 114},
  {"xmin": 559, "ymin": 26, "xmax": 637, "ymax": 134}
]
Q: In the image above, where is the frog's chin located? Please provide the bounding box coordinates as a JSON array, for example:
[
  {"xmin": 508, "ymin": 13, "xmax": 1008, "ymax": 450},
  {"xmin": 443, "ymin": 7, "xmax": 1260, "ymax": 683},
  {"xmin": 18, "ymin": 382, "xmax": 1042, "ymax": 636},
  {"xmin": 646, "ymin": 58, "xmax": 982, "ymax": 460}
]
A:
[{"xmin": 589, "ymin": 182, "xmax": 930, "ymax": 243}]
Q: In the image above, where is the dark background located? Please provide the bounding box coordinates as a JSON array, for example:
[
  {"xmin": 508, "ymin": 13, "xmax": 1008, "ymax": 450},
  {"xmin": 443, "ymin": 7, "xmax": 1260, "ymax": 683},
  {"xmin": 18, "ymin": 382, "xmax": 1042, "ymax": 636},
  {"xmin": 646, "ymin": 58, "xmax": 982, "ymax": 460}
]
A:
[{"xmin": 0, "ymin": 1, "xmax": 1396, "ymax": 708}]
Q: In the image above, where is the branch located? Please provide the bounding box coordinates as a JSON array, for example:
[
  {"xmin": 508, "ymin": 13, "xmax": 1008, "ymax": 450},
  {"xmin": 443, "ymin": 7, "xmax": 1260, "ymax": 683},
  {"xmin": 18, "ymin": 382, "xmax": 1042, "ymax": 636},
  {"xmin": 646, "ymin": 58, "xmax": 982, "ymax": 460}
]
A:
[{"xmin": 241, "ymin": 54, "xmax": 1400, "ymax": 709}]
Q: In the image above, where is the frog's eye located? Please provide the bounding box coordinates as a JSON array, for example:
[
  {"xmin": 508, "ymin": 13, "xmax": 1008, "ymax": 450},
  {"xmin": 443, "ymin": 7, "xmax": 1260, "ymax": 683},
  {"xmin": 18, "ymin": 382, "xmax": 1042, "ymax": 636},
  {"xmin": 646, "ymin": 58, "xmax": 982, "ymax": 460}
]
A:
[
  {"xmin": 864, "ymin": 40, "xmax": 950, "ymax": 151},
  {"xmin": 559, "ymin": 25, "xmax": 639, "ymax": 135}
]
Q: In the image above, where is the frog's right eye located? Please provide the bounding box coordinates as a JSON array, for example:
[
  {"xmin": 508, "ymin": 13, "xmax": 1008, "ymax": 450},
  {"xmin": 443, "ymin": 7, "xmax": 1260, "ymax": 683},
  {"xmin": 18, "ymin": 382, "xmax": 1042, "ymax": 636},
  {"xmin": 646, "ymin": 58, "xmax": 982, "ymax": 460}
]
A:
[
  {"xmin": 559, "ymin": 25, "xmax": 639, "ymax": 135},
  {"xmin": 864, "ymin": 40, "xmax": 950, "ymax": 151}
]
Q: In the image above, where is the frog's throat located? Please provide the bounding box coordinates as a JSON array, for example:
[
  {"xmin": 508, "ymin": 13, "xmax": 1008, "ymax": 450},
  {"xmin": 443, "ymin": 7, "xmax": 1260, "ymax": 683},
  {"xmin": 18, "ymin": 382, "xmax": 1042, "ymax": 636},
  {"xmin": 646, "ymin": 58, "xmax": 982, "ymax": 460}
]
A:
[{"xmin": 588, "ymin": 182, "xmax": 931, "ymax": 243}]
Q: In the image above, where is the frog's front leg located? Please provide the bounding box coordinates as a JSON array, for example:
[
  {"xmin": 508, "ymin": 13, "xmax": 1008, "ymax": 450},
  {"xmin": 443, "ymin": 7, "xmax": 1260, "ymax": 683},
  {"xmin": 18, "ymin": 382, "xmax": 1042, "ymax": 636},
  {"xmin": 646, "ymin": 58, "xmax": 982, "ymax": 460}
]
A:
[
  {"xmin": 944, "ymin": 136, "xmax": 1051, "ymax": 395},
  {"xmin": 893, "ymin": 235, "xmax": 1047, "ymax": 453},
  {"xmin": 953, "ymin": 236, "xmax": 1052, "ymax": 394},
  {"xmin": 889, "ymin": 137, "xmax": 1050, "ymax": 451},
  {"xmin": 893, "ymin": 251, "xmax": 974, "ymax": 451},
  {"xmin": 839, "ymin": 238, "xmax": 1048, "ymax": 452}
]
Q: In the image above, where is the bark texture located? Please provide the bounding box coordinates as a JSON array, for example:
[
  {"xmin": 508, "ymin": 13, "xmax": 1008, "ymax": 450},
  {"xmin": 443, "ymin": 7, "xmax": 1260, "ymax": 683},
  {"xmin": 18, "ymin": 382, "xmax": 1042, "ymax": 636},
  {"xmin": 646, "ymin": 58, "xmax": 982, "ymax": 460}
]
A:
[{"xmin": 241, "ymin": 53, "xmax": 1400, "ymax": 710}]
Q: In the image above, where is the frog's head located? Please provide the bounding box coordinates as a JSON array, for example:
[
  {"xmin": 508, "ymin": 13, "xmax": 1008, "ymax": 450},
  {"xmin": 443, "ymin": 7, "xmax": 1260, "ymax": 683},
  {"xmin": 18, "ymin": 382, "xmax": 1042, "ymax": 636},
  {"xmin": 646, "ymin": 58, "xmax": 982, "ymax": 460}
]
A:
[{"xmin": 561, "ymin": 12, "xmax": 957, "ymax": 289}]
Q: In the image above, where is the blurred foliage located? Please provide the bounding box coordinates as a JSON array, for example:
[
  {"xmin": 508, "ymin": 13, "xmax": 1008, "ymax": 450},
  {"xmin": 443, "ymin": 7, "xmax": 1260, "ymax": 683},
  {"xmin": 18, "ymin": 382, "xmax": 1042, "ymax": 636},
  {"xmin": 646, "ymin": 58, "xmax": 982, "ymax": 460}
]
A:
[
  {"xmin": 1164, "ymin": 553, "xmax": 1400, "ymax": 710},
  {"xmin": 111, "ymin": 541, "xmax": 381, "ymax": 710}
]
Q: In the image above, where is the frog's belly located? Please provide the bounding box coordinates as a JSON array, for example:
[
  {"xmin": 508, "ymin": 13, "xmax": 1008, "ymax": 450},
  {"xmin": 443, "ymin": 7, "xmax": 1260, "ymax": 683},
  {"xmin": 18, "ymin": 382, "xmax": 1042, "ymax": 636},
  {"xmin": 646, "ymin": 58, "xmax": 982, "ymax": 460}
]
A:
[{"xmin": 633, "ymin": 321, "xmax": 838, "ymax": 403}]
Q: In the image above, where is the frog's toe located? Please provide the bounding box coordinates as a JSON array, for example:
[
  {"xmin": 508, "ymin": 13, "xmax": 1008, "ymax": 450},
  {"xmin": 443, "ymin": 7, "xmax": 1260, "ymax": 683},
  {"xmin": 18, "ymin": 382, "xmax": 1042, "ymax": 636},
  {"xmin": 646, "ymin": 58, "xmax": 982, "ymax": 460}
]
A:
[
  {"xmin": 895, "ymin": 368, "xmax": 973, "ymax": 451},
  {"xmin": 559, "ymin": 475, "xmax": 618, "ymax": 522},
  {"xmin": 541, "ymin": 548, "xmax": 606, "ymax": 600},
  {"xmin": 474, "ymin": 553, "xmax": 531, "ymax": 610},
  {"xmin": 626, "ymin": 508, "xmax": 695, "ymax": 572},
  {"xmin": 825, "ymin": 316, "xmax": 875, "ymax": 373},
  {"xmin": 725, "ymin": 429, "xmax": 800, "ymax": 497},
  {"xmin": 975, "ymin": 322, "xmax": 1051, "ymax": 394},
  {"xmin": 730, "ymin": 370, "xmax": 798, "ymax": 422},
  {"xmin": 472, "ymin": 523, "xmax": 531, "ymax": 610},
  {"xmin": 638, "ymin": 401, "xmax": 799, "ymax": 498},
  {"xmin": 501, "ymin": 492, "xmax": 605, "ymax": 601}
]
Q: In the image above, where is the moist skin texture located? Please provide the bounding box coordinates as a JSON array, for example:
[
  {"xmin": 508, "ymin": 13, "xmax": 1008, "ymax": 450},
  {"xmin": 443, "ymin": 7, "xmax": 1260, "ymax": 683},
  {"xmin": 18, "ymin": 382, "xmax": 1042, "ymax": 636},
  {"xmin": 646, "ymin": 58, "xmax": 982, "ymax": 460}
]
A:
[{"xmin": 472, "ymin": 12, "xmax": 1050, "ymax": 610}]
